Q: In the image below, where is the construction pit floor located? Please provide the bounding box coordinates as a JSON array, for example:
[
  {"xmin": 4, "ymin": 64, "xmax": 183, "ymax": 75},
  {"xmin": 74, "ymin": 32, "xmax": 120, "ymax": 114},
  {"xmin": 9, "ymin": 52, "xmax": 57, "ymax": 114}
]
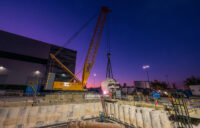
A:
[
  {"xmin": 39, "ymin": 118, "xmax": 127, "ymax": 128},
  {"xmin": 0, "ymin": 94, "xmax": 200, "ymax": 128}
]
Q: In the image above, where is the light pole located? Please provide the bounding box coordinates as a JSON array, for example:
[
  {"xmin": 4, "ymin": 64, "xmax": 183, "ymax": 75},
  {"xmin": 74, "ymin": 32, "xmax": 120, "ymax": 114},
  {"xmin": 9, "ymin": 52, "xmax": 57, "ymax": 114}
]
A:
[
  {"xmin": 165, "ymin": 75, "xmax": 170, "ymax": 88},
  {"xmin": 32, "ymin": 70, "xmax": 41, "ymax": 103},
  {"xmin": 93, "ymin": 73, "xmax": 96, "ymax": 86},
  {"xmin": 142, "ymin": 65, "xmax": 150, "ymax": 88}
]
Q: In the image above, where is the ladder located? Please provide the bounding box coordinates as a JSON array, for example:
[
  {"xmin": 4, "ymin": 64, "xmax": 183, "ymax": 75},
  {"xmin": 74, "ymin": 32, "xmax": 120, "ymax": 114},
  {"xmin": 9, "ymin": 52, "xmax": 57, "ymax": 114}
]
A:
[
  {"xmin": 171, "ymin": 92, "xmax": 193, "ymax": 128},
  {"xmin": 101, "ymin": 95, "xmax": 107, "ymax": 118}
]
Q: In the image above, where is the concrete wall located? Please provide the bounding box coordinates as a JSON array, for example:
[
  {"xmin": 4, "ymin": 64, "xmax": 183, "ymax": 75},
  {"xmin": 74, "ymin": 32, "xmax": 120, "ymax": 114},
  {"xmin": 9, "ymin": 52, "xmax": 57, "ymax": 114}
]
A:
[
  {"xmin": 0, "ymin": 102, "xmax": 102, "ymax": 128},
  {"xmin": 105, "ymin": 102, "xmax": 173, "ymax": 128},
  {"xmin": 1, "ymin": 100, "xmax": 199, "ymax": 128}
]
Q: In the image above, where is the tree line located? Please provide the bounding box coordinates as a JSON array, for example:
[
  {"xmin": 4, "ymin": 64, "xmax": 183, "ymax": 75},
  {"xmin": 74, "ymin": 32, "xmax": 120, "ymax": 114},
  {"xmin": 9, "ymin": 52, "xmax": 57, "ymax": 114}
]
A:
[{"xmin": 150, "ymin": 76, "xmax": 200, "ymax": 90}]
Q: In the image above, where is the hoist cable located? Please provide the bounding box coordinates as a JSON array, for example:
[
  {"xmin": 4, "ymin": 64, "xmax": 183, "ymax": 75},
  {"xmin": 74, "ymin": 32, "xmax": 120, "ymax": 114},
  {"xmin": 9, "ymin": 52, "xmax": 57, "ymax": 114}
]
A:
[
  {"xmin": 55, "ymin": 12, "xmax": 98, "ymax": 56},
  {"xmin": 106, "ymin": 14, "xmax": 114, "ymax": 79},
  {"xmin": 48, "ymin": 11, "xmax": 98, "ymax": 74},
  {"xmin": 106, "ymin": 14, "xmax": 111, "ymax": 54}
]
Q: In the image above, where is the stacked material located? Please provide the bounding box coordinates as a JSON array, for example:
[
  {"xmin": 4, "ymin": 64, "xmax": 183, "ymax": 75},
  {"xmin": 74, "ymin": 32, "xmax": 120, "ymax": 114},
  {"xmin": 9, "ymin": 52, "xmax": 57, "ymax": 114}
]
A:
[
  {"xmin": 44, "ymin": 93, "xmax": 83, "ymax": 103},
  {"xmin": 44, "ymin": 93, "xmax": 100, "ymax": 103},
  {"xmin": 72, "ymin": 93, "xmax": 84, "ymax": 102}
]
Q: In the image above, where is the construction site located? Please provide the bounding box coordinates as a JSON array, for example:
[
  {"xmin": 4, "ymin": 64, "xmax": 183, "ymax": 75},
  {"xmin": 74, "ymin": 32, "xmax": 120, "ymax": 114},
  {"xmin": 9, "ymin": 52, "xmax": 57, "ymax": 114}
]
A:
[{"xmin": 1, "ymin": 4, "xmax": 200, "ymax": 128}]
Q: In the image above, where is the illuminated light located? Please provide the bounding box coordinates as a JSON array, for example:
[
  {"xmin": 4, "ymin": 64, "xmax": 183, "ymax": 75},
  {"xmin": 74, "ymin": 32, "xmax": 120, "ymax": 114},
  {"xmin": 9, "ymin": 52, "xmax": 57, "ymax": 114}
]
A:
[
  {"xmin": 142, "ymin": 65, "xmax": 150, "ymax": 69},
  {"xmin": 34, "ymin": 70, "xmax": 41, "ymax": 75},
  {"xmin": 61, "ymin": 73, "xmax": 66, "ymax": 77},
  {"xmin": 0, "ymin": 66, "xmax": 6, "ymax": 71},
  {"xmin": 0, "ymin": 66, "xmax": 7, "ymax": 73},
  {"xmin": 94, "ymin": 73, "xmax": 96, "ymax": 77},
  {"xmin": 164, "ymin": 91, "xmax": 168, "ymax": 95},
  {"xmin": 103, "ymin": 91, "xmax": 107, "ymax": 95},
  {"xmin": 64, "ymin": 82, "xmax": 70, "ymax": 87}
]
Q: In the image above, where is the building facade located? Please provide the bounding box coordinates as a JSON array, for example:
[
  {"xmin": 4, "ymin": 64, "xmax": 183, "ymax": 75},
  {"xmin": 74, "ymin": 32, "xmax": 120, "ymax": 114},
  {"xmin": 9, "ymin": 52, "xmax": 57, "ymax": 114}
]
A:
[{"xmin": 0, "ymin": 30, "xmax": 77, "ymax": 91}]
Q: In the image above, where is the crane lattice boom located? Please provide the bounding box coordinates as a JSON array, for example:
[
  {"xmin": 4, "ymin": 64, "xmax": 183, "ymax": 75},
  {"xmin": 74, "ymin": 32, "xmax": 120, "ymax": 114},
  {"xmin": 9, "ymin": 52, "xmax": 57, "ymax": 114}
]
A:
[{"xmin": 82, "ymin": 7, "xmax": 111, "ymax": 86}]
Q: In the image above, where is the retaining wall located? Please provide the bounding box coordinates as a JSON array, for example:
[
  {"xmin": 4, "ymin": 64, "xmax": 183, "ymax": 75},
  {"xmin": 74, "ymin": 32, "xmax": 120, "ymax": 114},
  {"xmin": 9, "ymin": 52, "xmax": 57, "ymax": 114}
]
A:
[
  {"xmin": 0, "ymin": 102, "xmax": 102, "ymax": 128},
  {"xmin": 105, "ymin": 102, "xmax": 173, "ymax": 128},
  {"xmin": 1, "ymin": 101, "xmax": 198, "ymax": 128}
]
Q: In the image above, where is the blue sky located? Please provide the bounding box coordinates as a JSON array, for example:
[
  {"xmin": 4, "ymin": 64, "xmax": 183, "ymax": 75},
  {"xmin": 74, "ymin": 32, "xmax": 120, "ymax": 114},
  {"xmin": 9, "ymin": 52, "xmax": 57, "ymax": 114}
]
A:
[{"xmin": 0, "ymin": 0, "xmax": 200, "ymax": 87}]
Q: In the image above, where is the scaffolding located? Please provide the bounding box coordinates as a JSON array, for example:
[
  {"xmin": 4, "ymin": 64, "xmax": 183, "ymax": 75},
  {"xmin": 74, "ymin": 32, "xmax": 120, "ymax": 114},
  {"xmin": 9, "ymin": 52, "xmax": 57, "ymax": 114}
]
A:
[{"xmin": 171, "ymin": 92, "xmax": 193, "ymax": 128}]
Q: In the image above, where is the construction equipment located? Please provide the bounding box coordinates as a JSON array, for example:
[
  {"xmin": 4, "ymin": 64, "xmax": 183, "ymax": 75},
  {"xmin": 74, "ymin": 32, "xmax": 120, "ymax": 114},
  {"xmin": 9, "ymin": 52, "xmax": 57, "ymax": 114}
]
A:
[
  {"xmin": 100, "ymin": 13, "xmax": 120, "ymax": 98},
  {"xmin": 28, "ymin": 81, "xmax": 38, "ymax": 104},
  {"xmin": 47, "ymin": 7, "xmax": 111, "ymax": 91},
  {"xmin": 106, "ymin": 53, "xmax": 113, "ymax": 78}
]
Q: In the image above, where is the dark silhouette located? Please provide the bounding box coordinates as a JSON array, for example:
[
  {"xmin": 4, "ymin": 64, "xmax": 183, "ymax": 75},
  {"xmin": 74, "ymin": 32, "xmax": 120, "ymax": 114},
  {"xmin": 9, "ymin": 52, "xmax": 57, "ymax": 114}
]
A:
[
  {"xmin": 151, "ymin": 80, "xmax": 168, "ymax": 90},
  {"xmin": 184, "ymin": 76, "xmax": 200, "ymax": 87},
  {"xmin": 172, "ymin": 83, "xmax": 176, "ymax": 89}
]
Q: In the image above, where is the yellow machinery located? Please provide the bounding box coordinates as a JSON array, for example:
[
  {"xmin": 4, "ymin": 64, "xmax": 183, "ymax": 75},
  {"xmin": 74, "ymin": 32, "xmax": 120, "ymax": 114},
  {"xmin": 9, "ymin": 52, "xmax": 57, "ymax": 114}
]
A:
[{"xmin": 48, "ymin": 7, "xmax": 111, "ymax": 91}]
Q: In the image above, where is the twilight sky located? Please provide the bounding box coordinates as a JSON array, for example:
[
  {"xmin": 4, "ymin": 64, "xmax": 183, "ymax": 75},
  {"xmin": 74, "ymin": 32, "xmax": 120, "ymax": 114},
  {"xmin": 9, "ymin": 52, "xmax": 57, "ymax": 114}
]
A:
[{"xmin": 0, "ymin": 0, "xmax": 200, "ymax": 88}]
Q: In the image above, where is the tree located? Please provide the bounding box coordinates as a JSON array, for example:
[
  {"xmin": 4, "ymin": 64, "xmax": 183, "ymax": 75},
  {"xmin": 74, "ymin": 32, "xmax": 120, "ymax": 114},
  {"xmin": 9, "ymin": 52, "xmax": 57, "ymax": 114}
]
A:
[
  {"xmin": 184, "ymin": 76, "xmax": 200, "ymax": 87},
  {"xmin": 123, "ymin": 83, "xmax": 127, "ymax": 88},
  {"xmin": 172, "ymin": 83, "xmax": 176, "ymax": 89},
  {"xmin": 151, "ymin": 80, "xmax": 168, "ymax": 90}
]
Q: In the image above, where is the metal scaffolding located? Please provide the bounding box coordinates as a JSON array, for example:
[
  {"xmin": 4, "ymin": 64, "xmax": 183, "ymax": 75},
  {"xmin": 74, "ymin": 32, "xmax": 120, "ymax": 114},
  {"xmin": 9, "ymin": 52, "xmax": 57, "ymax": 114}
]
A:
[{"xmin": 171, "ymin": 92, "xmax": 193, "ymax": 128}]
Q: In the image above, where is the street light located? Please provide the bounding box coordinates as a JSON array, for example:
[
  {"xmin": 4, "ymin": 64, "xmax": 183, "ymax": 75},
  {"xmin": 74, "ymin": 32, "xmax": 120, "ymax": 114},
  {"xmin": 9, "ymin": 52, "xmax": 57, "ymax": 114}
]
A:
[
  {"xmin": 142, "ymin": 65, "xmax": 150, "ymax": 88},
  {"xmin": 142, "ymin": 65, "xmax": 150, "ymax": 69}
]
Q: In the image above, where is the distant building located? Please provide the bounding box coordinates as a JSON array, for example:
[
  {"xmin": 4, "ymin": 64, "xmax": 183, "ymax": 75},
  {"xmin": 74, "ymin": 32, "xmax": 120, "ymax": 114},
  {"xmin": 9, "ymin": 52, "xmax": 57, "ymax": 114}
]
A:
[
  {"xmin": 134, "ymin": 81, "xmax": 150, "ymax": 89},
  {"xmin": 189, "ymin": 85, "xmax": 200, "ymax": 96},
  {"xmin": 121, "ymin": 87, "xmax": 135, "ymax": 95},
  {"xmin": 0, "ymin": 30, "xmax": 76, "ymax": 92}
]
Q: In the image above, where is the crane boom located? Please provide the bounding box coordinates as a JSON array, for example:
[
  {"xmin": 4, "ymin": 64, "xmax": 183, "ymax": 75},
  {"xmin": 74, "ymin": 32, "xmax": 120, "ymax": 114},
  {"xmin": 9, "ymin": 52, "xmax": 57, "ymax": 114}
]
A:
[
  {"xmin": 82, "ymin": 7, "xmax": 111, "ymax": 86},
  {"xmin": 50, "ymin": 53, "xmax": 82, "ymax": 83},
  {"xmin": 47, "ymin": 7, "xmax": 111, "ymax": 91}
]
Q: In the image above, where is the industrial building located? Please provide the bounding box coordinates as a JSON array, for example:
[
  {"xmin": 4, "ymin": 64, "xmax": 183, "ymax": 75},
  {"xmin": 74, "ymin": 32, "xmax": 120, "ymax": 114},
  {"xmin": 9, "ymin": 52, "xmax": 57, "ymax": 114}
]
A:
[
  {"xmin": 134, "ymin": 81, "xmax": 150, "ymax": 89},
  {"xmin": 0, "ymin": 30, "xmax": 77, "ymax": 92}
]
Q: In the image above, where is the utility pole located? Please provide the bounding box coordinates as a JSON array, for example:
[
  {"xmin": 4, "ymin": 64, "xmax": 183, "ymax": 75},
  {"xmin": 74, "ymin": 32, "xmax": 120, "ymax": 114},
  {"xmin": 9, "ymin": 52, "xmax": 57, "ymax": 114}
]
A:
[
  {"xmin": 146, "ymin": 70, "xmax": 150, "ymax": 83},
  {"xmin": 93, "ymin": 73, "xmax": 96, "ymax": 86},
  {"xmin": 143, "ymin": 65, "xmax": 150, "ymax": 88},
  {"xmin": 165, "ymin": 75, "xmax": 170, "ymax": 88}
]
